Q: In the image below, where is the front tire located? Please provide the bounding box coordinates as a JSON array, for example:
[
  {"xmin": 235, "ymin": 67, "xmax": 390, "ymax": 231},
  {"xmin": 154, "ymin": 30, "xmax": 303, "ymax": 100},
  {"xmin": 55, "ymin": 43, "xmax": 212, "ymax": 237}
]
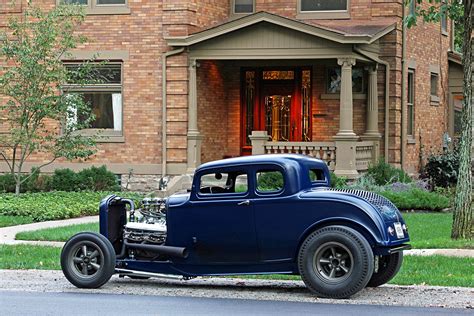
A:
[
  {"xmin": 61, "ymin": 232, "xmax": 116, "ymax": 288},
  {"xmin": 367, "ymin": 252, "xmax": 403, "ymax": 287},
  {"xmin": 298, "ymin": 225, "xmax": 374, "ymax": 299}
]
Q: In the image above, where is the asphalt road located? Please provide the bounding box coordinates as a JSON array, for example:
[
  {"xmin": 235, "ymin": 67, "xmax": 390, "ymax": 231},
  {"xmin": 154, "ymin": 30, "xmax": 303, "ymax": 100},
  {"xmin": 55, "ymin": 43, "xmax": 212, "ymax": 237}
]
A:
[{"xmin": 1, "ymin": 291, "xmax": 472, "ymax": 316}]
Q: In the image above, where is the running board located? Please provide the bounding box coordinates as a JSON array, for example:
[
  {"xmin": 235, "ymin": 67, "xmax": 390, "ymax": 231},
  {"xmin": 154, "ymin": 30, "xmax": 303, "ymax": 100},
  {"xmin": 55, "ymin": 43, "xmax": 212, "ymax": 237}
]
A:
[{"xmin": 115, "ymin": 268, "xmax": 185, "ymax": 280}]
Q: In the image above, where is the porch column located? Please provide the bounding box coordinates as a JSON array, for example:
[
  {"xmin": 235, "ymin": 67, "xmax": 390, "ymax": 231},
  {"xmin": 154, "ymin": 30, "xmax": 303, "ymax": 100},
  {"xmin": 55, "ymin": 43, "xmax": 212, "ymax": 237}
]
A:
[
  {"xmin": 249, "ymin": 131, "xmax": 269, "ymax": 155},
  {"xmin": 361, "ymin": 64, "xmax": 381, "ymax": 163},
  {"xmin": 187, "ymin": 59, "xmax": 203, "ymax": 173},
  {"xmin": 334, "ymin": 58, "xmax": 358, "ymax": 179}
]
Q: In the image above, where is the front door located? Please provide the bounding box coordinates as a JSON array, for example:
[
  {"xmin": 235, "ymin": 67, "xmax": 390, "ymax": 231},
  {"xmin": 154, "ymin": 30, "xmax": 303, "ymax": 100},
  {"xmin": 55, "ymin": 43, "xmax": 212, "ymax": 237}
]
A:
[{"xmin": 241, "ymin": 68, "xmax": 312, "ymax": 155}]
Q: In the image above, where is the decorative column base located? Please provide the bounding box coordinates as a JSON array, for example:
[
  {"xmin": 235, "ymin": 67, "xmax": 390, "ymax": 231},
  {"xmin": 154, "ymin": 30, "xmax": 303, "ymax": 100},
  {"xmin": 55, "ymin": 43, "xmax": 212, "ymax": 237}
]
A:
[
  {"xmin": 187, "ymin": 131, "xmax": 203, "ymax": 173},
  {"xmin": 249, "ymin": 131, "xmax": 269, "ymax": 155},
  {"xmin": 360, "ymin": 134, "xmax": 381, "ymax": 163},
  {"xmin": 333, "ymin": 135, "xmax": 359, "ymax": 179}
]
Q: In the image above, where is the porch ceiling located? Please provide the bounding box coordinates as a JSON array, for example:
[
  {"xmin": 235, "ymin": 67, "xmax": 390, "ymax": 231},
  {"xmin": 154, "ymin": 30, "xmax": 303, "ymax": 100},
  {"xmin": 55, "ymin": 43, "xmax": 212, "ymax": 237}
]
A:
[{"xmin": 165, "ymin": 11, "xmax": 396, "ymax": 47}]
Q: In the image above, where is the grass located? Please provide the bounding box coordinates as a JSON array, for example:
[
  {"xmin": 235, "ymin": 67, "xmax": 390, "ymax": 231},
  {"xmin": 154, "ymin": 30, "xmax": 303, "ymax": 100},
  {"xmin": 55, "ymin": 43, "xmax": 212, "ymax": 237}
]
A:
[
  {"xmin": 403, "ymin": 212, "xmax": 474, "ymax": 249},
  {"xmin": 16, "ymin": 222, "xmax": 99, "ymax": 242},
  {"xmin": 0, "ymin": 244, "xmax": 472, "ymax": 288},
  {"xmin": 0, "ymin": 215, "xmax": 33, "ymax": 228},
  {"xmin": 0, "ymin": 245, "xmax": 61, "ymax": 270}
]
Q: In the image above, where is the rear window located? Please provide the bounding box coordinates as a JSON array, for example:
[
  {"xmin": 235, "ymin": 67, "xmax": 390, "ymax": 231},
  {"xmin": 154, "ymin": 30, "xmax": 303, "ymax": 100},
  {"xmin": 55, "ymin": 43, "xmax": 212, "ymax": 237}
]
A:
[
  {"xmin": 309, "ymin": 169, "xmax": 326, "ymax": 182},
  {"xmin": 256, "ymin": 170, "xmax": 284, "ymax": 193}
]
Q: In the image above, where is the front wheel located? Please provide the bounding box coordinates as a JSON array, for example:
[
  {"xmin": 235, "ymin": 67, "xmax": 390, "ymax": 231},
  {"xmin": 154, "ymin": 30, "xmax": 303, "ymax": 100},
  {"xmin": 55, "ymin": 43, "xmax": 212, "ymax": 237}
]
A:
[
  {"xmin": 298, "ymin": 225, "xmax": 374, "ymax": 299},
  {"xmin": 367, "ymin": 252, "xmax": 403, "ymax": 287},
  {"xmin": 61, "ymin": 232, "xmax": 116, "ymax": 288}
]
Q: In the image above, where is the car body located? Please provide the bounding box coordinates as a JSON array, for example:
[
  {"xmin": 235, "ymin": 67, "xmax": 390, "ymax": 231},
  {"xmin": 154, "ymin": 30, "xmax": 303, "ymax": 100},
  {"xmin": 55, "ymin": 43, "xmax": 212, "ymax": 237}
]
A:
[{"xmin": 61, "ymin": 154, "xmax": 410, "ymax": 298}]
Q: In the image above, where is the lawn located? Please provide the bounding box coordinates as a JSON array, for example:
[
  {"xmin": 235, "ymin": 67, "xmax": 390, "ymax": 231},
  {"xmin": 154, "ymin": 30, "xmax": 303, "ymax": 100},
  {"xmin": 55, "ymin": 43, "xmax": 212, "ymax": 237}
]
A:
[
  {"xmin": 403, "ymin": 212, "xmax": 474, "ymax": 249},
  {"xmin": 16, "ymin": 222, "xmax": 99, "ymax": 242},
  {"xmin": 0, "ymin": 215, "xmax": 33, "ymax": 228},
  {"xmin": 0, "ymin": 244, "xmax": 472, "ymax": 288}
]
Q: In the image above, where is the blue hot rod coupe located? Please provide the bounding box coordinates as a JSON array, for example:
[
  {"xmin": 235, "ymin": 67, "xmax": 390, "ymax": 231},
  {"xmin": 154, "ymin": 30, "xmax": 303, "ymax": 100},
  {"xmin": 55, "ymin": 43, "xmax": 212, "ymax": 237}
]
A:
[{"xmin": 61, "ymin": 154, "xmax": 410, "ymax": 298}]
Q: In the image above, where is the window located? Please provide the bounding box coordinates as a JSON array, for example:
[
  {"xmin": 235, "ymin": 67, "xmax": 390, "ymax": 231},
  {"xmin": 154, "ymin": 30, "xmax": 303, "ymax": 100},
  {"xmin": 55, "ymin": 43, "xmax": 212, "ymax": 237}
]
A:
[
  {"xmin": 199, "ymin": 171, "xmax": 248, "ymax": 195},
  {"xmin": 300, "ymin": 0, "xmax": 347, "ymax": 11},
  {"xmin": 327, "ymin": 67, "xmax": 364, "ymax": 94},
  {"xmin": 298, "ymin": 0, "xmax": 349, "ymax": 19},
  {"xmin": 453, "ymin": 96, "xmax": 463, "ymax": 137},
  {"xmin": 309, "ymin": 169, "xmax": 326, "ymax": 182},
  {"xmin": 256, "ymin": 170, "xmax": 284, "ymax": 193},
  {"xmin": 407, "ymin": 70, "xmax": 415, "ymax": 137},
  {"xmin": 233, "ymin": 0, "xmax": 254, "ymax": 14},
  {"xmin": 441, "ymin": 9, "xmax": 448, "ymax": 34},
  {"xmin": 64, "ymin": 63, "xmax": 123, "ymax": 138},
  {"xmin": 430, "ymin": 73, "xmax": 439, "ymax": 97},
  {"xmin": 58, "ymin": 0, "xmax": 129, "ymax": 15}
]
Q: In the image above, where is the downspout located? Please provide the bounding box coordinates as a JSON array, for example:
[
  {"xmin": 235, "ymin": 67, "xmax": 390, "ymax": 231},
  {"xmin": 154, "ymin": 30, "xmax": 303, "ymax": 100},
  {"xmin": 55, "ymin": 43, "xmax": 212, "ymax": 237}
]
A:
[
  {"xmin": 353, "ymin": 46, "xmax": 391, "ymax": 161},
  {"xmin": 401, "ymin": 2, "xmax": 407, "ymax": 170},
  {"xmin": 161, "ymin": 48, "xmax": 185, "ymax": 177}
]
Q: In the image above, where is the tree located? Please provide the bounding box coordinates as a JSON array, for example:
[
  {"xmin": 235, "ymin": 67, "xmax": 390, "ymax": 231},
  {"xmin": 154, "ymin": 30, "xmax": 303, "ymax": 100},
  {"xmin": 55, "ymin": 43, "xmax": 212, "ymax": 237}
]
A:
[
  {"xmin": 406, "ymin": 0, "xmax": 472, "ymax": 239},
  {"xmin": 0, "ymin": 4, "xmax": 97, "ymax": 195}
]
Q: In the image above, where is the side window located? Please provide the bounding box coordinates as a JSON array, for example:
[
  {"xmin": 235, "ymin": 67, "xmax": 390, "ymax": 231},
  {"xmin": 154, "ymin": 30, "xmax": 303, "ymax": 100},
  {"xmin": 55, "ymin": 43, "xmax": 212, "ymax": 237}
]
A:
[
  {"xmin": 199, "ymin": 171, "xmax": 248, "ymax": 195},
  {"xmin": 256, "ymin": 170, "xmax": 284, "ymax": 193},
  {"xmin": 309, "ymin": 169, "xmax": 326, "ymax": 182}
]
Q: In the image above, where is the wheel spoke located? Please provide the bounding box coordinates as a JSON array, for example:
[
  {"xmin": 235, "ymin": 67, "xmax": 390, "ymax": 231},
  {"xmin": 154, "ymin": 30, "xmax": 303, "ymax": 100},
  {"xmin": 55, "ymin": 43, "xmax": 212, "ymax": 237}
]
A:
[
  {"xmin": 340, "ymin": 265, "xmax": 349, "ymax": 273},
  {"xmin": 81, "ymin": 263, "xmax": 88, "ymax": 275},
  {"xmin": 89, "ymin": 250, "xmax": 99, "ymax": 259},
  {"xmin": 90, "ymin": 263, "xmax": 101, "ymax": 271},
  {"xmin": 82, "ymin": 245, "xmax": 88, "ymax": 257},
  {"xmin": 329, "ymin": 267, "xmax": 336, "ymax": 278},
  {"xmin": 73, "ymin": 257, "xmax": 83, "ymax": 264},
  {"xmin": 330, "ymin": 247, "xmax": 336, "ymax": 258},
  {"xmin": 319, "ymin": 258, "xmax": 331, "ymax": 264}
]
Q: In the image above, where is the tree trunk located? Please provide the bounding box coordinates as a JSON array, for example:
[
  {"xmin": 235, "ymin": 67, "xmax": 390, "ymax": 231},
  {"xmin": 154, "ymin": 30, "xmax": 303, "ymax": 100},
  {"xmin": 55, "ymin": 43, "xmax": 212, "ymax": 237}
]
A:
[
  {"xmin": 451, "ymin": 0, "xmax": 473, "ymax": 239},
  {"xmin": 15, "ymin": 178, "xmax": 21, "ymax": 195}
]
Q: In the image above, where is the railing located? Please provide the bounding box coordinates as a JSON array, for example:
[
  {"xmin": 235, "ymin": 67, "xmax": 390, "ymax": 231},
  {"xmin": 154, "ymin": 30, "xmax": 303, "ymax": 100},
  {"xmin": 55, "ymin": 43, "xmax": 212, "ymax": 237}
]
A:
[
  {"xmin": 355, "ymin": 141, "xmax": 376, "ymax": 172},
  {"xmin": 264, "ymin": 141, "xmax": 337, "ymax": 170}
]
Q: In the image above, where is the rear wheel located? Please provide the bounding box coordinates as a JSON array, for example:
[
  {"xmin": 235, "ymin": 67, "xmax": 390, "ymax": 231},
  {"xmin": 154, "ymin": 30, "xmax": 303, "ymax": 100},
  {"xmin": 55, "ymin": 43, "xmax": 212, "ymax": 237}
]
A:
[
  {"xmin": 367, "ymin": 252, "xmax": 403, "ymax": 287},
  {"xmin": 298, "ymin": 225, "xmax": 374, "ymax": 299},
  {"xmin": 61, "ymin": 232, "xmax": 116, "ymax": 288}
]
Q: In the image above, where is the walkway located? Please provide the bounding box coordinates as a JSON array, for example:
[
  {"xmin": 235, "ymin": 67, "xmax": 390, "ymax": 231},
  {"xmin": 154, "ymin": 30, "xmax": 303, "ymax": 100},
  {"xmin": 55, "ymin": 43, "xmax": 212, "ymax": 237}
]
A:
[{"xmin": 0, "ymin": 216, "xmax": 473, "ymax": 258}]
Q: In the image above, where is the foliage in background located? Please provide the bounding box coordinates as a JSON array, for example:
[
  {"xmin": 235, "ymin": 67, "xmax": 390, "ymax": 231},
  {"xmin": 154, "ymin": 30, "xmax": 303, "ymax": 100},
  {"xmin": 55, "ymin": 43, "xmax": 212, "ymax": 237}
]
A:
[
  {"xmin": 329, "ymin": 171, "xmax": 347, "ymax": 188},
  {"xmin": 0, "ymin": 191, "xmax": 143, "ymax": 222},
  {"xmin": 366, "ymin": 159, "xmax": 412, "ymax": 186},
  {"xmin": 0, "ymin": 4, "xmax": 97, "ymax": 194},
  {"xmin": 0, "ymin": 166, "xmax": 119, "ymax": 193},
  {"xmin": 380, "ymin": 189, "xmax": 450, "ymax": 211},
  {"xmin": 422, "ymin": 150, "xmax": 459, "ymax": 188}
]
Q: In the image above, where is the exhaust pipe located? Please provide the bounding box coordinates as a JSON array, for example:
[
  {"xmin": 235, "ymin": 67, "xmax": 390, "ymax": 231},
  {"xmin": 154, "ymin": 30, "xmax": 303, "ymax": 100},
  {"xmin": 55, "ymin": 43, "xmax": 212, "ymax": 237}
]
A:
[
  {"xmin": 116, "ymin": 268, "xmax": 185, "ymax": 280},
  {"xmin": 124, "ymin": 240, "xmax": 188, "ymax": 258}
]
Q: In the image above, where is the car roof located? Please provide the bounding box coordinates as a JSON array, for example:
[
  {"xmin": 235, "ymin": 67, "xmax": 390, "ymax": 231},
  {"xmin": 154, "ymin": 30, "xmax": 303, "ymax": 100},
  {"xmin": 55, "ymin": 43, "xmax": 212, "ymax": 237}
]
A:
[{"xmin": 197, "ymin": 154, "xmax": 327, "ymax": 171}]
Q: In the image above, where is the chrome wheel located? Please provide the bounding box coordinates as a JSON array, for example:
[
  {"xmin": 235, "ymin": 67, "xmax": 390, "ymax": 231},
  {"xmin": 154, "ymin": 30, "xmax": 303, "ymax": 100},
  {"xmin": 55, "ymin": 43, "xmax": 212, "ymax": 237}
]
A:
[
  {"xmin": 68, "ymin": 241, "xmax": 104, "ymax": 279},
  {"xmin": 314, "ymin": 242, "xmax": 353, "ymax": 282}
]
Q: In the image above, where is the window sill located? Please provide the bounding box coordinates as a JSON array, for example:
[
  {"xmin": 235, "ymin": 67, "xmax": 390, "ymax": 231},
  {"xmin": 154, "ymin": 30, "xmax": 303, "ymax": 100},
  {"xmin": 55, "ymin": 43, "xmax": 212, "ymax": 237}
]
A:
[
  {"xmin": 296, "ymin": 11, "xmax": 350, "ymax": 20},
  {"xmin": 85, "ymin": 6, "xmax": 131, "ymax": 15},
  {"xmin": 407, "ymin": 137, "xmax": 416, "ymax": 145},
  {"xmin": 431, "ymin": 95, "xmax": 440, "ymax": 105},
  {"xmin": 320, "ymin": 93, "xmax": 367, "ymax": 100},
  {"xmin": 72, "ymin": 129, "xmax": 125, "ymax": 143},
  {"xmin": 441, "ymin": 30, "xmax": 449, "ymax": 36}
]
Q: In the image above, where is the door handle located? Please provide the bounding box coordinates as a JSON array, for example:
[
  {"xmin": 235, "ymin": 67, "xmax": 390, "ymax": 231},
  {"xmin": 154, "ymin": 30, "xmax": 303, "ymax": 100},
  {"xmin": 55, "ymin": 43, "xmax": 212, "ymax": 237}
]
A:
[{"xmin": 237, "ymin": 200, "xmax": 250, "ymax": 206}]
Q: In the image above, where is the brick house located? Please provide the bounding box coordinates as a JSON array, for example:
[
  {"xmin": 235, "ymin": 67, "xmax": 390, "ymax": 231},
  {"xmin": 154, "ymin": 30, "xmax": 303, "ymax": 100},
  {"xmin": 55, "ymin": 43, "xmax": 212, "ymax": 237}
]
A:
[{"xmin": 0, "ymin": 0, "xmax": 465, "ymax": 190}]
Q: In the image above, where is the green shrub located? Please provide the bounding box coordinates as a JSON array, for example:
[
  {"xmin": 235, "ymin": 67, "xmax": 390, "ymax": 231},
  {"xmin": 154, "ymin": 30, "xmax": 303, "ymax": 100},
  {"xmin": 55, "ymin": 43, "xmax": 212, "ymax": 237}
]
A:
[
  {"xmin": 0, "ymin": 191, "xmax": 143, "ymax": 222},
  {"xmin": 50, "ymin": 169, "xmax": 78, "ymax": 191},
  {"xmin": 23, "ymin": 168, "xmax": 53, "ymax": 193},
  {"xmin": 76, "ymin": 166, "xmax": 119, "ymax": 191},
  {"xmin": 422, "ymin": 150, "xmax": 459, "ymax": 188},
  {"xmin": 0, "ymin": 173, "xmax": 16, "ymax": 193},
  {"xmin": 379, "ymin": 188, "xmax": 450, "ymax": 211},
  {"xmin": 329, "ymin": 171, "xmax": 347, "ymax": 188},
  {"xmin": 367, "ymin": 159, "xmax": 411, "ymax": 185},
  {"xmin": 256, "ymin": 171, "xmax": 284, "ymax": 191}
]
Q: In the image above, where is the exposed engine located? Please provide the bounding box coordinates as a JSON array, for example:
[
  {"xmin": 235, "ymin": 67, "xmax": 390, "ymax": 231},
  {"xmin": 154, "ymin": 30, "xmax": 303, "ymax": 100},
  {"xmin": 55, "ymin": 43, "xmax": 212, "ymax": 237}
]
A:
[{"xmin": 123, "ymin": 197, "xmax": 168, "ymax": 249}]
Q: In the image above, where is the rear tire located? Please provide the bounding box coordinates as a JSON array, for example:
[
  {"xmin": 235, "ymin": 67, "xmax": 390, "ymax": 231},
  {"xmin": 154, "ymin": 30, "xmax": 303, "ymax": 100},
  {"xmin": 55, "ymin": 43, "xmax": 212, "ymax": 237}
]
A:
[
  {"xmin": 61, "ymin": 232, "xmax": 116, "ymax": 288},
  {"xmin": 298, "ymin": 225, "xmax": 374, "ymax": 299},
  {"xmin": 367, "ymin": 252, "xmax": 403, "ymax": 287}
]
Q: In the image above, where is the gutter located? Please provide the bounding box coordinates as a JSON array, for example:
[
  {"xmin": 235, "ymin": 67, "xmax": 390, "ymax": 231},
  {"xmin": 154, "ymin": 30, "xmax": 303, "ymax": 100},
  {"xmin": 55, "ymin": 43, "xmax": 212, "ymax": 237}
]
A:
[
  {"xmin": 354, "ymin": 46, "xmax": 391, "ymax": 161},
  {"xmin": 401, "ymin": 3, "xmax": 407, "ymax": 170},
  {"xmin": 161, "ymin": 48, "xmax": 185, "ymax": 177}
]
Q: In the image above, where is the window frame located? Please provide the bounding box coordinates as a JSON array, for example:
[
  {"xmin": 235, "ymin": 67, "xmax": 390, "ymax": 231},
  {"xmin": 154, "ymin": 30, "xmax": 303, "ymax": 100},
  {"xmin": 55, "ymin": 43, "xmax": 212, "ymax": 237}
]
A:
[
  {"xmin": 255, "ymin": 167, "xmax": 286, "ymax": 196},
  {"xmin": 231, "ymin": 0, "xmax": 255, "ymax": 15},
  {"xmin": 196, "ymin": 169, "xmax": 250, "ymax": 199},
  {"xmin": 407, "ymin": 69, "xmax": 415, "ymax": 139},
  {"xmin": 297, "ymin": 0, "xmax": 350, "ymax": 20},
  {"xmin": 57, "ymin": 0, "xmax": 130, "ymax": 15},
  {"xmin": 62, "ymin": 62, "xmax": 124, "ymax": 142}
]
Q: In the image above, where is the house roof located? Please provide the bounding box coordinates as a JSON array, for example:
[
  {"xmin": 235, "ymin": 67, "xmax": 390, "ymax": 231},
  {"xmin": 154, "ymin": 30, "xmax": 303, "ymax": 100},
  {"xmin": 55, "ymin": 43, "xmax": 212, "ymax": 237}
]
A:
[
  {"xmin": 165, "ymin": 11, "xmax": 396, "ymax": 47},
  {"xmin": 448, "ymin": 51, "xmax": 463, "ymax": 66}
]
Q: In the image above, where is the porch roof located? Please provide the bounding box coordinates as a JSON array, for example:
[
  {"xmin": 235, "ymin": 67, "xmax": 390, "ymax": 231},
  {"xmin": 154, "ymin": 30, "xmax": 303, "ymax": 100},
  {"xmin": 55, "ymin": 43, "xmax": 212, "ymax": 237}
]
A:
[{"xmin": 165, "ymin": 11, "xmax": 396, "ymax": 47}]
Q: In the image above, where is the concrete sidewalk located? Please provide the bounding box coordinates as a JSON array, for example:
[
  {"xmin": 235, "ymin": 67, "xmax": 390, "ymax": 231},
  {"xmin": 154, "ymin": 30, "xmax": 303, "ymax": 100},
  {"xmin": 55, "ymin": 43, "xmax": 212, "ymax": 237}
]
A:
[{"xmin": 0, "ymin": 216, "xmax": 473, "ymax": 258}]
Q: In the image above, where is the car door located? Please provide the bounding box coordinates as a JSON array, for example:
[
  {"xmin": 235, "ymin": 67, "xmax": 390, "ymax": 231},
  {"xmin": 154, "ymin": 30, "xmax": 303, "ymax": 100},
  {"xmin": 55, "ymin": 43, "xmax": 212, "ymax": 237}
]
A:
[{"xmin": 175, "ymin": 168, "xmax": 258, "ymax": 265}]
